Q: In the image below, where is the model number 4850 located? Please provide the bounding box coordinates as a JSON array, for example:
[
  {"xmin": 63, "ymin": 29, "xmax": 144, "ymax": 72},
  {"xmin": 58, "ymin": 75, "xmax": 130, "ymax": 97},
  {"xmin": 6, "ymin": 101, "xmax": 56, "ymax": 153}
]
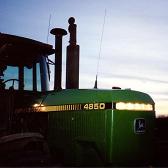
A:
[{"xmin": 83, "ymin": 103, "xmax": 105, "ymax": 110}]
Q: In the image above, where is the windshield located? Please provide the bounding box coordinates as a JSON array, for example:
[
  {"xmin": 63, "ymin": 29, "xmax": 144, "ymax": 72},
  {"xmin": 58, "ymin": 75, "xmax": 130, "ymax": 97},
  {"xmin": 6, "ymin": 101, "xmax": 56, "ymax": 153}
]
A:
[{"xmin": 2, "ymin": 56, "xmax": 49, "ymax": 91}]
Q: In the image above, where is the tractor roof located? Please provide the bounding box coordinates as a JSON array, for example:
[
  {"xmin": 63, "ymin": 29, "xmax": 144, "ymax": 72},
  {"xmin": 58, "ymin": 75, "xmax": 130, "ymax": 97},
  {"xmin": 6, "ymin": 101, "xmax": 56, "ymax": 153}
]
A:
[{"xmin": 0, "ymin": 33, "xmax": 54, "ymax": 67}]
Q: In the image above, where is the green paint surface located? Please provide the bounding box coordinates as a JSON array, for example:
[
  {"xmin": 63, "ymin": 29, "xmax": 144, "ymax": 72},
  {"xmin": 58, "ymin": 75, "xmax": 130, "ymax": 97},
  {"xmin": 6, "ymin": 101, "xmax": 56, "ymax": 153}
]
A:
[
  {"xmin": 38, "ymin": 89, "xmax": 155, "ymax": 166},
  {"xmin": 42, "ymin": 89, "xmax": 154, "ymax": 105}
]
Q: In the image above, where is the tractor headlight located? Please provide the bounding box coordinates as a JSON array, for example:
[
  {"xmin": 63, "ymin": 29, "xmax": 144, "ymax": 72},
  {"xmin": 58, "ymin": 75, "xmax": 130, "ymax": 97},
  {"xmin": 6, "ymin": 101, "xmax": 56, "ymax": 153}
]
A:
[
  {"xmin": 116, "ymin": 102, "xmax": 153, "ymax": 111},
  {"xmin": 33, "ymin": 103, "xmax": 46, "ymax": 112}
]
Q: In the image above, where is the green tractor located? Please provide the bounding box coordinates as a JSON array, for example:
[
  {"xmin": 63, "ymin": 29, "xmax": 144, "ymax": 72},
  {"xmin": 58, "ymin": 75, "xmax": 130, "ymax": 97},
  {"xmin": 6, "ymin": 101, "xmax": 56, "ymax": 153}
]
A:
[{"xmin": 0, "ymin": 17, "xmax": 155, "ymax": 166}]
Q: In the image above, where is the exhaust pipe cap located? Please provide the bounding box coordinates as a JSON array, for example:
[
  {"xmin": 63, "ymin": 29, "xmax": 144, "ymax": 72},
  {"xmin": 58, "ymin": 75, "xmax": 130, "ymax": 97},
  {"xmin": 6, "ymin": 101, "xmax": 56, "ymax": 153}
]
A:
[{"xmin": 50, "ymin": 28, "xmax": 67, "ymax": 36}]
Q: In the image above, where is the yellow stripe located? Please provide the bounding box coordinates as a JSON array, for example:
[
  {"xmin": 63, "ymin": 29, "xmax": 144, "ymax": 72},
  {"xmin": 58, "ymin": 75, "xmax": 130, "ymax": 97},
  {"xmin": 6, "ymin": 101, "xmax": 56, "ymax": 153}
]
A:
[
  {"xmin": 40, "ymin": 104, "xmax": 83, "ymax": 112},
  {"xmin": 46, "ymin": 106, "xmax": 56, "ymax": 112}
]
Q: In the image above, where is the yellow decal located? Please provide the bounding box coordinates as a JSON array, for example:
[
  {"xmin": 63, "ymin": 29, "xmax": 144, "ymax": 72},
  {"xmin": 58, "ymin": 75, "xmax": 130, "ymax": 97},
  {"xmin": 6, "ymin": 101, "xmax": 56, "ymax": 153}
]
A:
[{"xmin": 15, "ymin": 102, "xmax": 106, "ymax": 113}]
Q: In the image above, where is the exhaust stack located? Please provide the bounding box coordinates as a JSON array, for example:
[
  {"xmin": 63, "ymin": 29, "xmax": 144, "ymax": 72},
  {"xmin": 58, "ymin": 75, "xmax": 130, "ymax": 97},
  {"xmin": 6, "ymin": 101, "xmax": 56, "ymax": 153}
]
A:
[
  {"xmin": 50, "ymin": 28, "xmax": 67, "ymax": 90},
  {"xmin": 66, "ymin": 17, "xmax": 80, "ymax": 89}
]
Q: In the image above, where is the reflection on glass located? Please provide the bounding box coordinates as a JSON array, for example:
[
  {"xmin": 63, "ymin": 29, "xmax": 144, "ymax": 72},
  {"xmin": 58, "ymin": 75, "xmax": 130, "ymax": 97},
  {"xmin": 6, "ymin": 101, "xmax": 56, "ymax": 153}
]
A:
[{"xmin": 3, "ymin": 66, "xmax": 18, "ymax": 90}]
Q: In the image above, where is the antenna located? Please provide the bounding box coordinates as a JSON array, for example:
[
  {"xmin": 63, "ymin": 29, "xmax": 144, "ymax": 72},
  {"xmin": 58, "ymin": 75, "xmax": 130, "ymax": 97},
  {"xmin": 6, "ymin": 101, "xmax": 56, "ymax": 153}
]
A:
[
  {"xmin": 46, "ymin": 14, "xmax": 52, "ymax": 81},
  {"xmin": 94, "ymin": 9, "xmax": 106, "ymax": 89},
  {"xmin": 47, "ymin": 14, "xmax": 51, "ymax": 43}
]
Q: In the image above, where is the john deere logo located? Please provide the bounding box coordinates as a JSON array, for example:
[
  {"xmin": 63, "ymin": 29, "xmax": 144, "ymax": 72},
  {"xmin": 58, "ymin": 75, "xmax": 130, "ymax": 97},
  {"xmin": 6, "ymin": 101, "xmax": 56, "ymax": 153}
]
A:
[{"xmin": 134, "ymin": 118, "xmax": 146, "ymax": 134}]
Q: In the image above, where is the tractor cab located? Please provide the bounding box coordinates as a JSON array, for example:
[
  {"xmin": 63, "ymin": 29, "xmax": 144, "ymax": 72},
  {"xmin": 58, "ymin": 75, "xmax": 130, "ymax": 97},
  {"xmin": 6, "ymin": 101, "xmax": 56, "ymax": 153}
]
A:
[
  {"xmin": 0, "ymin": 33, "xmax": 54, "ymax": 91},
  {"xmin": 0, "ymin": 33, "xmax": 54, "ymax": 135}
]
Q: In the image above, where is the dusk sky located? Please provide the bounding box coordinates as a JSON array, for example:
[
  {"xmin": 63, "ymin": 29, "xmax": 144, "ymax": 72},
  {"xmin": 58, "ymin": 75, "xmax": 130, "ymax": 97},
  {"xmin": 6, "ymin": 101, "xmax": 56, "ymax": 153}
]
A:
[{"xmin": 1, "ymin": 0, "xmax": 168, "ymax": 116}]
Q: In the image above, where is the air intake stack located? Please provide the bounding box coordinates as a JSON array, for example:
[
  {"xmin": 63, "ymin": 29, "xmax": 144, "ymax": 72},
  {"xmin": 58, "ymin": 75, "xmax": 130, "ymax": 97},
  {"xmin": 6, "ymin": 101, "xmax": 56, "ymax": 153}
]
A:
[
  {"xmin": 66, "ymin": 17, "xmax": 80, "ymax": 89},
  {"xmin": 50, "ymin": 28, "xmax": 67, "ymax": 90}
]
